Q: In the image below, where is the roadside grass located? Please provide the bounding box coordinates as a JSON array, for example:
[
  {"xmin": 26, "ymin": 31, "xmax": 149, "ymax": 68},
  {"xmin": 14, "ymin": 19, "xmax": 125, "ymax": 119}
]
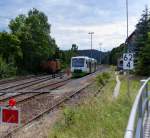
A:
[{"xmin": 49, "ymin": 73, "xmax": 140, "ymax": 138}]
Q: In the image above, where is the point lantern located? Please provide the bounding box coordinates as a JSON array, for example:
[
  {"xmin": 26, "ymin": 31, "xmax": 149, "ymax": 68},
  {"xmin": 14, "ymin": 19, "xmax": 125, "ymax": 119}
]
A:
[{"xmin": 9, "ymin": 98, "xmax": 16, "ymax": 107}]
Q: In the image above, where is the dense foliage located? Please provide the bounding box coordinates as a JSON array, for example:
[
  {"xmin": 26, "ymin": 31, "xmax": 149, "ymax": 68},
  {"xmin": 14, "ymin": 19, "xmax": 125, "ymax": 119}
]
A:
[
  {"xmin": 109, "ymin": 43, "xmax": 125, "ymax": 65},
  {"xmin": 0, "ymin": 32, "xmax": 21, "ymax": 77},
  {"xmin": 60, "ymin": 44, "xmax": 78, "ymax": 69},
  {"xmin": 0, "ymin": 57, "xmax": 17, "ymax": 78},
  {"xmin": 9, "ymin": 8, "xmax": 58, "ymax": 73},
  {"xmin": 135, "ymin": 7, "xmax": 150, "ymax": 75},
  {"xmin": 0, "ymin": 8, "xmax": 58, "ymax": 76},
  {"xmin": 0, "ymin": 8, "xmax": 78, "ymax": 78}
]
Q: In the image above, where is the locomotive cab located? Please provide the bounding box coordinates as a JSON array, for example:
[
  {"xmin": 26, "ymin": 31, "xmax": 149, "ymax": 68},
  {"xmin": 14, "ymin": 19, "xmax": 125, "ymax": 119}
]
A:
[{"xmin": 41, "ymin": 58, "xmax": 61, "ymax": 74}]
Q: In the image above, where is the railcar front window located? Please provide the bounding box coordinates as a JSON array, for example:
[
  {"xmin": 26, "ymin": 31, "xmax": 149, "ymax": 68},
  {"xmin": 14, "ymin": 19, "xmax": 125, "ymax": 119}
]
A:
[{"xmin": 72, "ymin": 58, "xmax": 84, "ymax": 67}]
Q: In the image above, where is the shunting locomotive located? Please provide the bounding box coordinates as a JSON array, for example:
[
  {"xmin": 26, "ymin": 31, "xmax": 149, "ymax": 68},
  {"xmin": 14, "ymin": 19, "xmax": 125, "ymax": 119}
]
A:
[{"xmin": 40, "ymin": 58, "xmax": 61, "ymax": 74}]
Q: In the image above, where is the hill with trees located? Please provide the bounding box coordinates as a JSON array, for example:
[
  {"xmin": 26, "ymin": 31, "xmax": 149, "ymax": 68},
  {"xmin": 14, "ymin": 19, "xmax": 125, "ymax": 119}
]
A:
[{"xmin": 77, "ymin": 49, "xmax": 104, "ymax": 63}]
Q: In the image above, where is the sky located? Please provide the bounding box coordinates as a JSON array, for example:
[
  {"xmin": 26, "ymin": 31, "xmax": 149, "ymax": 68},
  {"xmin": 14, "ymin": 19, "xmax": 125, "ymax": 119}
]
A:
[{"xmin": 0, "ymin": 0, "xmax": 149, "ymax": 51}]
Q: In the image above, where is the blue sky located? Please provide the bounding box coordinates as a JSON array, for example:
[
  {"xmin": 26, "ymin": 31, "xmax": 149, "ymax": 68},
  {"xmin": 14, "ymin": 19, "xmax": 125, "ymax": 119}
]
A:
[{"xmin": 0, "ymin": 0, "xmax": 149, "ymax": 51}]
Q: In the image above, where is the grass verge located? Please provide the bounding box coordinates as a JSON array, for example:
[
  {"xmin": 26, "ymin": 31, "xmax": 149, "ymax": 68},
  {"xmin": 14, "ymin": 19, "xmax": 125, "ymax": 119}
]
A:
[{"xmin": 49, "ymin": 73, "xmax": 140, "ymax": 138}]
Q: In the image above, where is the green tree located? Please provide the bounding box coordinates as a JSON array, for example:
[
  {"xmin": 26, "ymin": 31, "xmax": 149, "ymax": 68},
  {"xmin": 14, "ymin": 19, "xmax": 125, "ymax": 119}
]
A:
[
  {"xmin": 0, "ymin": 57, "xmax": 17, "ymax": 78},
  {"xmin": 135, "ymin": 6, "xmax": 150, "ymax": 75},
  {"xmin": 0, "ymin": 32, "xmax": 22, "ymax": 64},
  {"xmin": 136, "ymin": 32, "xmax": 150, "ymax": 75},
  {"xmin": 65, "ymin": 44, "xmax": 78, "ymax": 64},
  {"xmin": 9, "ymin": 14, "xmax": 26, "ymax": 35},
  {"xmin": 109, "ymin": 43, "xmax": 125, "ymax": 65},
  {"xmin": 0, "ymin": 32, "xmax": 21, "ymax": 78},
  {"xmin": 71, "ymin": 44, "xmax": 78, "ymax": 52},
  {"xmin": 135, "ymin": 6, "xmax": 150, "ymax": 56},
  {"xmin": 9, "ymin": 8, "xmax": 58, "ymax": 73},
  {"xmin": 59, "ymin": 44, "xmax": 78, "ymax": 69}
]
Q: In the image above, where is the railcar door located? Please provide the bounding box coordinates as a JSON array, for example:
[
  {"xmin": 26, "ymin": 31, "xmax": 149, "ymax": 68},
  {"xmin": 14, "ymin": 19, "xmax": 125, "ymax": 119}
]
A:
[
  {"xmin": 89, "ymin": 61, "xmax": 92, "ymax": 73},
  {"xmin": 86, "ymin": 60, "xmax": 89, "ymax": 73},
  {"xmin": 94, "ymin": 62, "xmax": 97, "ymax": 72}
]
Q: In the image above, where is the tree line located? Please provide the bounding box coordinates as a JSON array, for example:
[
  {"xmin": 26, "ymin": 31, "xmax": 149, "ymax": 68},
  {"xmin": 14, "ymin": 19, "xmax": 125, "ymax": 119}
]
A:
[
  {"xmin": 109, "ymin": 7, "xmax": 150, "ymax": 76},
  {"xmin": 0, "ymin": 8, "xmax": 77, "ymax": 78}
]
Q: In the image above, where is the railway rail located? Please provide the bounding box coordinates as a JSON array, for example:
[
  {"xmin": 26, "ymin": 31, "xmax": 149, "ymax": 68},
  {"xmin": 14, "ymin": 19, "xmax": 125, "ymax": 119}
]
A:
[
  {"xmin": 0, "ymin": 77, "xmax": 71, "ymax": 138},
  {"xmin": 3, "ymin": 82, "xmax": 91, "ymax": 138},
  {"xmin": 0, "ymin": 75, "xmax": 35, "ymax": 85},
  {"xmin": 0, "ymin": 66, "xmax": 108, "ymax": 138},
  {"xmin": 0, "ymin": 74, "xmax": 50, "ymax": 85},
  {"xmin": 0, "ymin": 73, "xmax": 64, "ymax": 92},
  {"xmin": 0, "ymin": 75, "xmax": 50, "ymax": 91},
  {"xmin": 0, "ymin": 78, "xmax": 71, "ymax": 105},
  {"xmin": 0, "ymin": 73, "xmax": 67, "ymax": 108}
]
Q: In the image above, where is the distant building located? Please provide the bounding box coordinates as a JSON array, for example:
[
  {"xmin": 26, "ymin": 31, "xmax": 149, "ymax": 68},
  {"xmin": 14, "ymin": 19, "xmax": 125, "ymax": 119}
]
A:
[
  {"xmin": 117, "ymin": 31, "xmax": 136, "ymax": 70},
  {"xmin": 126, "ymin": 31, "xmax": 136, "ymax": 53}
]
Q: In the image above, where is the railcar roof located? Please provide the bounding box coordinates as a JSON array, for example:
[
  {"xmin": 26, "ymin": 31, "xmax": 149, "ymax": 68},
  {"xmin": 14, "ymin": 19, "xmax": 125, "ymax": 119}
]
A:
[
  {"xmin": 71, "ymin": 56, "xmax": 97, "ymax": 62},
  {"xmin": 71, "ymin": 56, "xmax": 89, "ymax": 59}
]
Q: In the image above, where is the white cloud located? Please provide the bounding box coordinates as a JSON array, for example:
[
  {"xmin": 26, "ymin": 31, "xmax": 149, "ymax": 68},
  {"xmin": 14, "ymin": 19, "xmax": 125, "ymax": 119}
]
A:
[
  {"xmin": 0, "ymin": 0, "xmax": 148, "ymax": 51},
  {"xmin": 51, "ymin": 16, "xmax": 138, "ymax": 51}
]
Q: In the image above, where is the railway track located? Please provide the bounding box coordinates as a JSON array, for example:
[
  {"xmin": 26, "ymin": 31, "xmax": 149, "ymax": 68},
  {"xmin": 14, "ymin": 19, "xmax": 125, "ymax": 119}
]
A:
[
  {"xmin": 0, "ymin": 78, "xmax": 71, "ymax": 105},
  {"xmin": 3, "ymin": 83, "xmax": 90, "ymax": 138},
  {"xmin": 0, "ymin": 75, "xmax": 35, "ymax": 85},
  {"xmin": 1, "ymin": 66, "xmax": 108, "ymax": 138},
  {"xmin": 0, "ymin": 77, "xmax": 72, "ymax": 138},
  {"xmin": 0, "ymin": 74, "xmax": 50, "ymax": 85},
  {"xmin": 0, "ymin": 73, "xmax": 63, "ymax": 92},
  {"xmin": 0, "ymin": 75, "xmax": 51, "ymax": 91}
]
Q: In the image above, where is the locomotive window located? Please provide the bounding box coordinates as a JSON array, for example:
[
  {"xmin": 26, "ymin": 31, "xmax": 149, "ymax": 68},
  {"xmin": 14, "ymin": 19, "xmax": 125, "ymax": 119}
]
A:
[
  {"xmin": 72, "ymin": 58, "xmax": 85, "ymax": 67},
  {"xmin": 120, "ymin": 60, "xmax": 123, "ymax": 65}
]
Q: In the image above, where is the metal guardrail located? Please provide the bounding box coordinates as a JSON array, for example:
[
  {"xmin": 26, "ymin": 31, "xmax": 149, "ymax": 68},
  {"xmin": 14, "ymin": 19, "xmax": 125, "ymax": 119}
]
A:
[{"xmin": 124, "ymin": 77, "xmax": 150, "ymax": 138}]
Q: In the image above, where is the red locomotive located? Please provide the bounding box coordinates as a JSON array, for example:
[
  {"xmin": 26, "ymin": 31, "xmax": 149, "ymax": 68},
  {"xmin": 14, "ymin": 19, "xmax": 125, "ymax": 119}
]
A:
[{"xmin": 40, "ymin": 58, "xmax": 61, "ymax": 74}]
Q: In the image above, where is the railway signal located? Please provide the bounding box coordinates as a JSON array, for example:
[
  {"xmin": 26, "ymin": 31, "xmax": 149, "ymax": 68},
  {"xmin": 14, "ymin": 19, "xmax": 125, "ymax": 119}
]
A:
[
  {"xmin": 9, "ymin": 98, "xmax": 16, "ymax": 107},
  {"xmin": 0, "ymin": 106, "xmax": 20, "ymax": 125},
  {"xmin": 0, "ymin": 99, "xmax": 20, "ymax": 125}
]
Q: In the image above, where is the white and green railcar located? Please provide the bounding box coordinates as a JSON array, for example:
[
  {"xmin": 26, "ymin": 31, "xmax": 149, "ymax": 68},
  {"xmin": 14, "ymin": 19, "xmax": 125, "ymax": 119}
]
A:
[{"xmin": 71, "ymin": 56, "xmax": 97, "ymax": 77}]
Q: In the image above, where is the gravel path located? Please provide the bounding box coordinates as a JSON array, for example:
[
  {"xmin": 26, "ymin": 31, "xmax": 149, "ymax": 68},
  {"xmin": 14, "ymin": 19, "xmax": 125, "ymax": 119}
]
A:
[{"xmin": 113, "ymin": 75, "xmax": 121, "ymax": 99}]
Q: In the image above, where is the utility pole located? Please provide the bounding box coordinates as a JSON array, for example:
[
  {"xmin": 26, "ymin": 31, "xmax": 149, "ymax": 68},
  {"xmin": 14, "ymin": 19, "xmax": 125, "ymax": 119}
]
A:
[
  {"xmin": 126, "ymin": 0, "xmax": 129, "ymax": 42},
  {"xmin": 88, "ymin": 32, "xmax": 94, "ymax": 58},
  {"xmin": 99, "ymin": 43, "xmax": 102, "ymax": 64},
  {"xmin": 126, "ymin": 0, "xmax": 130, "ymax": 98}
]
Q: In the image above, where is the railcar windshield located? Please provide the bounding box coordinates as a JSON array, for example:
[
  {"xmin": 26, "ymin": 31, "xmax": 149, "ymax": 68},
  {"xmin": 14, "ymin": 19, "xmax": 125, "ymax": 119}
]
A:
[{"xmin": 72, "ymin": 58, "xmax": 85, "ymax": 67}]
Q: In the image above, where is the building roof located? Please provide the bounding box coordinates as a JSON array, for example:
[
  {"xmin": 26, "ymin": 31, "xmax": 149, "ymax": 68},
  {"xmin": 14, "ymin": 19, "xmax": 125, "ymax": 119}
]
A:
[{"xmin": 126, "ymin": 31, "xmax": 136, "ymax": 43}]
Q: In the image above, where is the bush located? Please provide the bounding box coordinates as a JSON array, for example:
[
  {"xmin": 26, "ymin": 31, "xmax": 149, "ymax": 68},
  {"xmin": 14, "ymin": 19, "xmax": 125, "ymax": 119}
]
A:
[
  {"xmin": 96, "ymin": 74, "xmax": 105, "ymax": 86},
  {"xmin": 102, "ymin": 72, "xmax": 111, "ymax": 80},
  {"xmin": 63, "ymin": 107, "xmax": 75, "ymax": 128},
  {"xmin": 96, "ymin": 72, "xmax": 111, "ymax": 86},
  {"xmin": 0, "ymin": 57, "xmax": 17, "ymax": 78}
]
